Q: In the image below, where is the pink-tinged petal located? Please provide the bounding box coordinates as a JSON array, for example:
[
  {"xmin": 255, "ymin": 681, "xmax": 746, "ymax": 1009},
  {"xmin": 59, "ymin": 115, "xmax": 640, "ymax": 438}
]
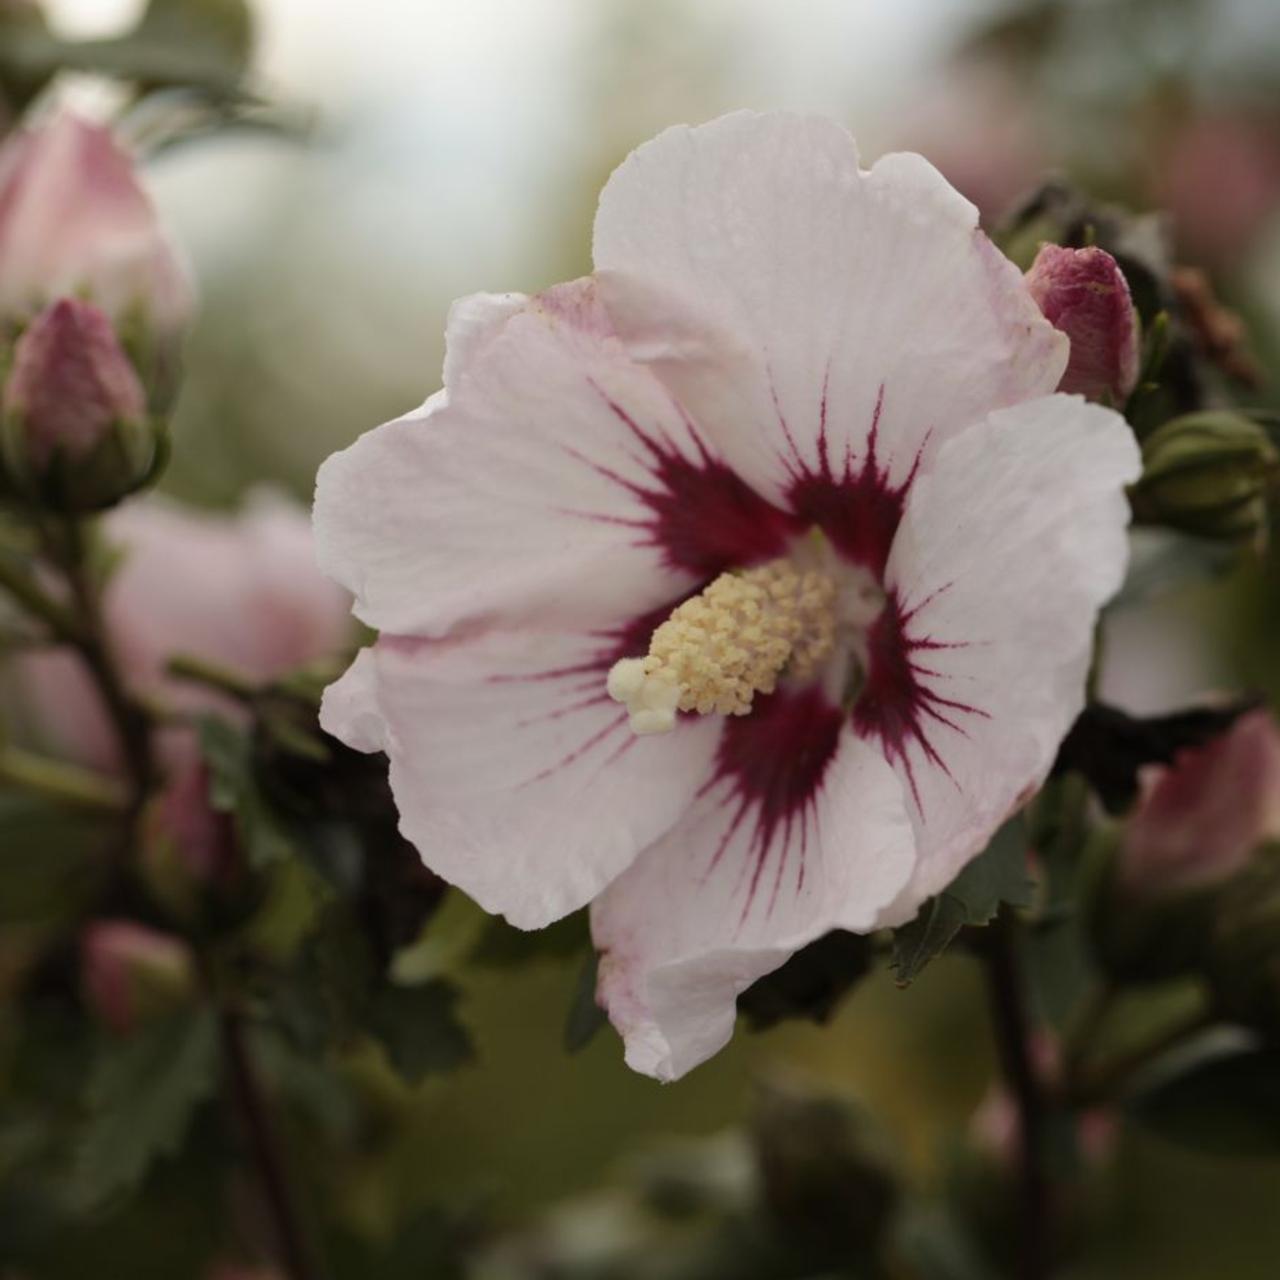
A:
[
  {"xmin": 440, "ymin": 290, "xmax": 527, "ymax": 391},
  {"xmin": 320, "ymin": 627, "xmax": 723, "ymax": 929},
  {"xmin": 313, "ymin": 278, "xmax": 794, "ymax": 638},
  {"xmin": 592, "ymin": 111, "xmax": 1066, "ymax": 510},
  {"xmin": 590, "ymin": 689, "xmax": 915, "ymax": 1080},
  {"xmin": 862, "ymin": 395, "xmax": 1140, "ymax": 917}
]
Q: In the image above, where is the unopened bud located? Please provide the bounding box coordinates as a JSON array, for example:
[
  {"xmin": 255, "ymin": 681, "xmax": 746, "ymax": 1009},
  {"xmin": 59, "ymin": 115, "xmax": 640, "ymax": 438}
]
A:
[
  {"xmin": 81, "ymin": 921, "xmax": 196, "ymax": 1034},
  {"xmin": 1130, "ymin": 411, "xmax": 1278, "ymax": 542},
  {"xmin": 141, "ymin": 759, "xmax": 240, "ymax": 920},
  {"xmin": 1, "ymin": 299, "xmax": 158, "ymax": 510},
  {"xmin": 1089, "ymin": 711, "xmax": 1280, "ymax": 982},
  {"xmin": 1026, "ymin": 244, "xmax": 1140, "ymax": 404},
  {"xmin": 1123, "ymin": 710, "xmax": 1280, "ymax": 895}
]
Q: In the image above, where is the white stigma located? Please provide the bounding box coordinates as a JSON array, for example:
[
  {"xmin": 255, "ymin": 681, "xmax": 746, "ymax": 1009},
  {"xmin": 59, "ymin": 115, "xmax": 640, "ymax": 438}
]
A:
[{"xmin": 606, "ymin": 558, "xmax": 838, "ymax": 736}]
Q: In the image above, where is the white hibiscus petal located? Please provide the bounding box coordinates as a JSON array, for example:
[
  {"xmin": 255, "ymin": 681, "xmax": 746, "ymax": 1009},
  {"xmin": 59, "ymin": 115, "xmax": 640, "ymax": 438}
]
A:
[
  {"xmin": 862, "ymin": 395, "xmax": 1140, "ymax": 916},
  {"xmin": 591, "ymin": 693, "xmax": 915, "ymax": 1081},
  {"xmin": 313, "ymin": 278, "xmax": 794, "ymax": 637},
  {"xmin": 320, "ymin": 629, "xmax": 723, "ymax": 930},
  {"xmin": 593, "ymin": 111, "xmax": 1066, "ymax": 506}
]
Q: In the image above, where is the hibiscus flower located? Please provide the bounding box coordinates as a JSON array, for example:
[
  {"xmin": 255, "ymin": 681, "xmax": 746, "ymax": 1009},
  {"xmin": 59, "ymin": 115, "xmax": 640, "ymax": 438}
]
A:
[{"xmin": 313, "ymin": 112, "xmax": 1140, "ymax": 1080}]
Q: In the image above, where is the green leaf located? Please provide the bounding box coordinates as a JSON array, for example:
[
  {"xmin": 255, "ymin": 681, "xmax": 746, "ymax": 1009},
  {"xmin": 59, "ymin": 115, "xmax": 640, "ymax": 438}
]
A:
[
  {"xmin": 365, "ymin": 981, "xmax": 475, "ymax": 1084},
  {"xmin": 739, "ymin": 930, "xmax": 872, "ymax": 1031},
  {"xmin": 1128, "ymin": 1037, "xmax": 1280, "ymax": 1157},
  {"xmin": 893, "ymin": 1203, "xmax": 1000, "ymax": 1280},
  {"xmin": 470, "ymin": 909, "xmax": 590, "ymax": 967},
  {"xmin": 71, "ymin": 1009, "xmax": 219, "ymax": 1209},
  {"xmin": 891, "ymin": 819, "xmax": 1033, "ymax": 985},
  {"xmin": 198, "ymin": 715, "xmax": 293, "ymax": 868},
  {"xmin": 0, "ymin": 0, "xmax": 253, "ymax": 103},
  {"xmin": 0, "ymin": 793, "xmax": 103, "ymax": 926},
  {"xmin": 563, "ymin": 951, "xmax": 607, "ymax": 1054}
]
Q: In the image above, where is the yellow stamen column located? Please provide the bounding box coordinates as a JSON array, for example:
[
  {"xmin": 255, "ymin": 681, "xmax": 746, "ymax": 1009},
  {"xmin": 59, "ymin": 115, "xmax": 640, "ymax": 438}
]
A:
[{"xmin": 606, "ymin": 559, "xmax": 837, "ymax": 735}]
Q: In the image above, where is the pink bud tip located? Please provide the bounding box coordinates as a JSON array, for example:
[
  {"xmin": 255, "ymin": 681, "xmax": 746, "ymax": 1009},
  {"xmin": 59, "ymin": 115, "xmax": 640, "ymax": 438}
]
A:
[
  {"xmin": 143, "ymin": 758, "xmax": 239, "ymax": 891},
  {"xmin": 81, "ymin": 920, "xmax": 195, "ymax": 1034},
  {"xmin": 1025, "ymin": 244, "xmax": 1141, "ymax": 405},
  {"xmin": 1122, "ymin": 709, "xmax": 1280, "ymax": 896},
  {"xmin": 3, "ymin": 297, "xmax": 146, "ymax": 470}
]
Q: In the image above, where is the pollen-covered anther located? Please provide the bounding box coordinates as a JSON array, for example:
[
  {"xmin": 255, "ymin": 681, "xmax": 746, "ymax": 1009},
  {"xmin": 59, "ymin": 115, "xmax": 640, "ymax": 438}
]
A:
[{"xmin": 606, "ymin": 559, "xmax": 838, "ymax": 735}]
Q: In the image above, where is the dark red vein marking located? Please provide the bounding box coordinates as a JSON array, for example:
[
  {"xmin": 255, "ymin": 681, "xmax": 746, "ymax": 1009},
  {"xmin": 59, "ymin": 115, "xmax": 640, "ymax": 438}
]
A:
[
  {"xmin": 695, "ymin": 685, "xmax": 845, "ymax": 924},
  {"xmin": 563, "ymin": 384, "xmax": 796, "ymax": 578},
  {"xmin": 788, "ymin": 383, "xmax": 927, "ymax": 582},
  {"xmin": 852, "ymin": 589, "xmax": 987, "ymax": 811}
]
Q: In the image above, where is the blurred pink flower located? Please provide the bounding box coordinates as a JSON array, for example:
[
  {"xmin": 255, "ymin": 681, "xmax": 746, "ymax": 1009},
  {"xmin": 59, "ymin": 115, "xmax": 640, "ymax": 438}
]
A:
[
  {"xmin": 1026, "ymin": 245, "xmax": 1140, "ymax": 405},
  {"xmin": 1155, "ymin": 114, "xmax": 1280, "ymax": 267},
  {"xmin": 890, "ymin": 65, "xmax": 1045, "ymax": 223},
  {"xmin": 1121, "ymin": 708, "xmax": 1280, "ymax": 896},
  {"xmin": 2, "ymin": 296, "xmax": 146, "ymax": 469},
  {"xmin": 17, "ymin": 493, "xmax": 352, "ymax": 771},
  {"xmin": 81, "ymin": 920, "xmax": 195, "ymax": 1034},
  {"xmin": 0, "ymin": 109, "xmax": 193, "ymax": 337},
  {"xmin": 315, "ymin": 112, "xmax": 1139, "ymax": 1080}
]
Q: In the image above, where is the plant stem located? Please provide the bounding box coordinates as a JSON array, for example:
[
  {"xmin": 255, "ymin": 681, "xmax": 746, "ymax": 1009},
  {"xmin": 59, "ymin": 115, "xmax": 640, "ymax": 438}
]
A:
[
  {"xmin": 0, "ymin": 747, "xmax": 127, "ymax": 811},
  {"xmin": 982, "ymin": 908, "xmax": 1053, "ymax": 1280},
  {"xmin": 219, "ymin": 1009, "xmax": 324, "ymax": 1280},
  {"xmin": 168, "ymin": 653, "xmax": 260, "ymax": 702},
  {"xmin": 57, "ymin": 519, "xmax": 154, "ymax": 804},
  {"xmin": 0, "ymin": 553, "xmax": 80, "ymax": 641}
]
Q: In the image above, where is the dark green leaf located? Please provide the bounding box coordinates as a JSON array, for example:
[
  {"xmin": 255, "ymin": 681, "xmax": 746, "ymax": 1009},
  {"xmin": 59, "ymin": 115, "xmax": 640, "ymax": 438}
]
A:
[
  {"xmin": 1052, "ymin": 699, "xmax": 1257, "ymax": 813},
  {"xmin": 739, "ymin": 931, "xmax": 872, "ymax": 1031},
  {"xmin": 891, "ymin": 819, "xmax": 1033, "ymax": 985},
  {"xmin": 365, "ymin": 981, "xmax": 475, "ymax": 1084},
  {"xmin": 564, "ymin": 952, "xmax": 607, "ymax": 1054},
  {"xmin": 71, "ymin": 1009, "xmax": 219, "ymax": 1209},
  {"xmin": 470, "ymin": 909, "xmax": 590, "ymax": 967},
  {"xmin": 197, "ymin": 715, "xmax": 293, "ymax": 868},
  {"xmin": 893, "ymin": 1203, "xmax": 1001, "ymax": 1280},
  {"xmin": 1128, "ymin": 1037, "xmax": 1280, "ymax": 1157},
  {"xmin": 0, "ymin": 0, "xmax": 253, "ymax": 103},
  {"xmin": 0, "ymin": 793, "xmax": 104, "ymax": 925}
]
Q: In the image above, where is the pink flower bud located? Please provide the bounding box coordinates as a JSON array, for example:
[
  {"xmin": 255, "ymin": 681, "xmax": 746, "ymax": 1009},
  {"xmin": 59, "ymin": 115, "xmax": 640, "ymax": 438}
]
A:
[
  {"xmin": 141, "ymin": 759, "xmax": 240, "ymax": 917},
  {"xmin": 81, "ymin": 921, "xmax": 196, "ymax": 1034},
  {"xmin": 1025, "ymin": 245, "xmax": 1140, "ymax": 405},
  {"xmin": 3, "ymin": 297, "xmax": 147, "ymax": 471},
  {"xmin": 1121, "ymin": 709, "xmax": 1280, "ymax": 896},
  {"xmin": 0, "ymin": 110, "xmax": 193, "ymax": 338}
]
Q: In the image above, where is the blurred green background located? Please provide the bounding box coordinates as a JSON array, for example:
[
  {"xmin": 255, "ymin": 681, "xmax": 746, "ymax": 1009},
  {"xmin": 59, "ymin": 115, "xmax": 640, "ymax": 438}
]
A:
[{"xmin": 32, "ymin": 0, "xmax": 1280, "ymax": 1274}]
